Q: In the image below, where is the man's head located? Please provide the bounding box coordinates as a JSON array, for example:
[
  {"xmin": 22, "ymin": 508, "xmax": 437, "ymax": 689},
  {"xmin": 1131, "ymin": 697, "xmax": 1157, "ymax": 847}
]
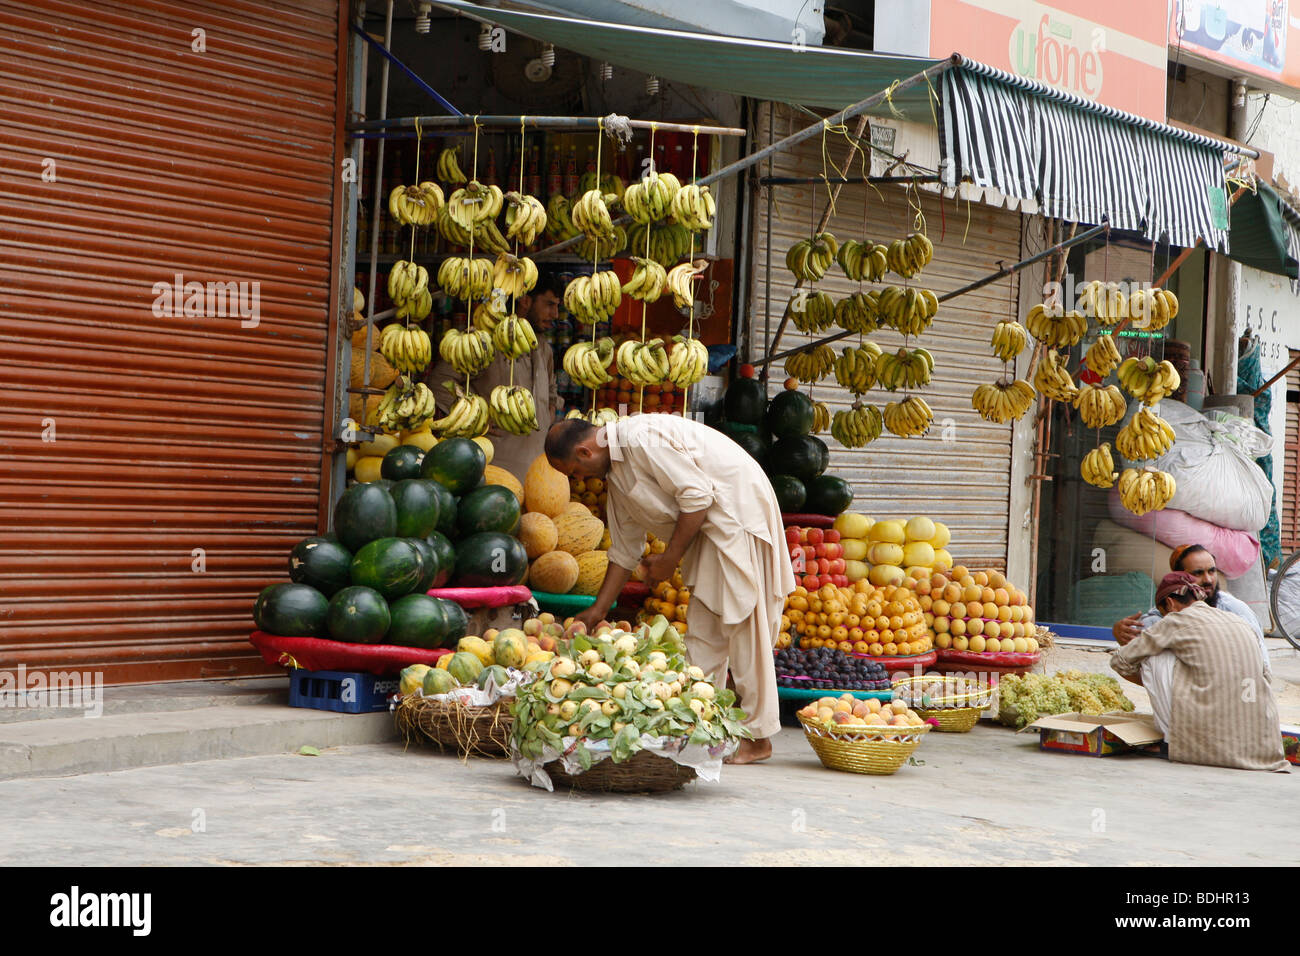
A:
[
  {"xmin": 517, "ymin": 273, "xmax": 563, "ymax": 331},
  {"xmin": 1155, "ymin": 571, "xmax": 1207, "ymax": 617},
  {"xmin": 545, "ymin": 419, "xmax": 609, "ymax": 479},
  {"xmin": 1170, "ymin": 544, "xmax": 1219, "ymax": 607}
]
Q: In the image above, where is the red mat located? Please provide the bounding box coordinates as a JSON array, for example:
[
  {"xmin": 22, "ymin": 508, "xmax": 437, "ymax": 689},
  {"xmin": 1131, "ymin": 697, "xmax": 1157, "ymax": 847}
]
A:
[
  {"xmin": 426, "ymin": 585, "xmax": 532, "ymax": 608},
  {"xmin": 249, "ymin": 631, "xmax": 450, "ymax": 676},
  {"xmin": 783, "ymin": 513, "xmax": 836, "ymax": 528},
  {"xmin": 934, "ymin": 649, "xmax": 1041, "ymax": 667}
]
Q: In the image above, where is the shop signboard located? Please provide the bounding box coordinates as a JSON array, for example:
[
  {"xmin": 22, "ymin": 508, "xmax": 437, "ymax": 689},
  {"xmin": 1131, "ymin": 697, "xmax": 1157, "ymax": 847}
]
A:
[{"xmin": 1170, "ymin": 0, "xmax": 1300, "ymax": 93}]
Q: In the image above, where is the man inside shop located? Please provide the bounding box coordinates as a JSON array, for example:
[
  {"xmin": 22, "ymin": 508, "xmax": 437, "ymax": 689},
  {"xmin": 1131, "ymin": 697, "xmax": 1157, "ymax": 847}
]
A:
[
  {"xmin": 545, "ymin": 414, "xmax": 795, "ymax": 765},
  {"xmin": 1110, "ymin": 571, "xmax": 1288, "ymax": 772},
  {"xmin": 428, "ymin": 273, "xmax": 565, "ymax": 480},
  {"xmin": 1112, "ymin": 544, "xmax": 1270, "ymax": 680}
]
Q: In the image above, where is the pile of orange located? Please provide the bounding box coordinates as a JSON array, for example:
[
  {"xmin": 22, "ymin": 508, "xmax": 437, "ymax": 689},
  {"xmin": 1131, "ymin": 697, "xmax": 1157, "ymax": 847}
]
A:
[
  {"xmin": 910, "ymin": 566, "xmax": 1039, "ymax": 653},
  {"xmin": 568, "ymin": 476, "xmax": 609, "ymax": 521},
  {"xmin": 781, "ymin": 581, "xmax": 934, "ymax": 657}
]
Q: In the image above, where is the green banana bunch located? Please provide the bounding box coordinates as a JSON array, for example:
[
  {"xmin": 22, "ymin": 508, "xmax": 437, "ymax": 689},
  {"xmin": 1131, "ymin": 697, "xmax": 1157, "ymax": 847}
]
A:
[
  {"xmin": 831, "ymin": 403, "xmax": 883, "ymax": 448},
  {"xmin": 544, "ymin": 194, "xmax": 579, "ymax": 241},
  {"xmin": 627, "ymin": 221, "xmax": 692, "ymax": 267},
  {"xmin": 786, "ymin": 232, "xmax": 839, "ymax": 282},
  {"xmin": 574, "ymin": 225, "xmax": 628, "ymax": 262}
]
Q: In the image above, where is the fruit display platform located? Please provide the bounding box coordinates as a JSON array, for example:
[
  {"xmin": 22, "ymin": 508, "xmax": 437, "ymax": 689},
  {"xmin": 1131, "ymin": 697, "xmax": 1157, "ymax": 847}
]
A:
[
  {"xmin": 777, "ymin": 685, "xmax": 894, "ymax": 703},
  {"xmin": 782, "ymin": 513, "xmax": 835, "ymax": 528},
  {"xmin": 248, "ymin": 631, "xmax": 450, "ymax": 677},
  {"xmin": 848, "ymin": 650, "xmax": 938, "ymax": 670}
]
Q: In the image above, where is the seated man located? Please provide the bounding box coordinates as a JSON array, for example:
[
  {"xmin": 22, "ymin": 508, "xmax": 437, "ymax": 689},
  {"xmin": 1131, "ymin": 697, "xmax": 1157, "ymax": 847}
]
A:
[
  {"xmin": 1113, "ymin": 544, "xmax": 1270, "ymax": 680},
  {"xmin": 1111, "ymin": 572, "xmax": 1287, "ymax": 772}
]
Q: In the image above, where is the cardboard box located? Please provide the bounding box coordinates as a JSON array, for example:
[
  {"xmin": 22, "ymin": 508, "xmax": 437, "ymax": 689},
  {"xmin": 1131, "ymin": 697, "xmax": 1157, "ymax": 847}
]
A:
[
  {"xmin": 1281, "ymin": 724, "xmax": 1300, "ymax": 766},
  {"xmin": 1020, "ymin": 712, "xmax": 1163, "ymax": 757}
]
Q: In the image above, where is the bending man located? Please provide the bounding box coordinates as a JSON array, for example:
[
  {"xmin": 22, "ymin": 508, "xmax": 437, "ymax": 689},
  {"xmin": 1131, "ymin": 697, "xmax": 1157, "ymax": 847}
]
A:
[{"xmin": 545, "ymin": 415, "xmax": 795, "ymax": 764}]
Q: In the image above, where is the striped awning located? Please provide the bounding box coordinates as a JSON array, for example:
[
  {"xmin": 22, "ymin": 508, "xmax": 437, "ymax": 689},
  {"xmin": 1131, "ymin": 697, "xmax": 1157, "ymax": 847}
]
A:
[{"xmin": 939, "ymin": 60, "xmax": 1247, "ymax": 252}]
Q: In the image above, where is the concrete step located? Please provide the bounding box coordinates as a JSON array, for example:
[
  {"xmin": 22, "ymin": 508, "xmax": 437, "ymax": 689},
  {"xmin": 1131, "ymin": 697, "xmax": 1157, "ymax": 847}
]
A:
[
  {"xmin": 0, "ymin": 677, "xmax": 288, "ymax": 723},
  {"xmin": 0, "ymin": 699, "xmax": 401, "ymax": 781}
]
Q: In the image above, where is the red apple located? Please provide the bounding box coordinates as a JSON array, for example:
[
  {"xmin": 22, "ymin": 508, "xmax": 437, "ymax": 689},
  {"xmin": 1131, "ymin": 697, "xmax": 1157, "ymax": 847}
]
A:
[
  {"xmin": 807, "ymin": 528, "xmax": 824, "ymax": 545},
  {"xmin": 833, "ymin": 574, "xmax": 848, "ymax": 587},
  {"xmin": 824, "ymin": 543, "xmax": 842, "ymax": 560},
  {"xmin": 802, "ymin": 545, "xmax": 816, "ymax": 561},
  {"xmin": 802, "ymin": 574, "xmax": 820, "ymax": 590},
  {"xmin": 739, "ymin": 363, "xmax": 756, "ymax": 378},
  {"xmin": 786, "ymin": 527, "xmax": 800, "ymax": 547},
  {"xmin": 818, "ymin": 574, "xmax": 835, "ymax": 588},
  {"xmin": 824, "ymin": 529, "xmax": 840, "ymax": 544},
  {"xmin": 829, "ymin": 558, "xmax": 846, "ymax": 575},
  {"xmin": 813, "ymin": 543, "xmax": 827, "ymax": 559},
  {"xmin": 817, "ymin": 558, "xmax": 832, "ymax": 574},
  {"xmin": 798, "ymin": 528, "xmax": 809, "ymax": 544}
]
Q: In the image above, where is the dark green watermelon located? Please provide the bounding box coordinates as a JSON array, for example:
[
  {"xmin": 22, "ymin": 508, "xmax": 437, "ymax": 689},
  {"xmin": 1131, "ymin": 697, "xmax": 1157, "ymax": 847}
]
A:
[
  {"xmin": 253, "ymin": 582, "xmax": 329, "ymax": 637},
  {"xmin": 436, "ymin": 597, "xmax": 469, "ymax": 645},
  {"xmin": 769, "ymin": 474, "xmax": 807, "ymax": 513},
  {"xmin": 381, "ymin": 444, "xmax": 426, "ymax": 481},
  {"xmin": 333, "ymin": 482, "xmax": 397, "ymax": 553},
  {"xmin": 766, "ymin": 389, "xmax": 815, "ymax": 438},
  {"xmin": 425, "ymin": 480, "xmax": 458, "ymax": 538},
  {"xmin": 326, "ymin": 585, "xmax": 391, "ymax": 644},
  {"xmin": 386, "ymin": 593, "xmax": 456, "ymax": 649},
  {"xmin": 370, "ymin": 479, "xmax": 394, "ymax": 493},
  {"xmin": 423, "ymin": 531, "xmax": 455, "ymax": 588},
  {"xmin": 719, "ymin": 421, "xmax": 769, "ymax": 465},
  {"xmin": 723, "ymin": 376, "xmax": 768, "ymax": 426},
  {"xmin": 456, "ymin": 484, "xmax": 521, "ymax": 537},
  {"xmin": 391, "ymin": 479, "xmax": 441, "ymax": 538},
  {"xmin": 804, "ymin": 474, "xmax": 854, "ymax": 517},
  {"xmin": 420, "ymin": 437, "xmax": 486, "ymax": 495},
  {"xmin": 770, "ymin": 435, "xmax": 829, "ymax": 482},
  {"xmin": 453, "ymin": 532, "xmax": 528, "ymax": 587},
  {"xmin": 349, "ymin": 537, "xmax": 424, "ymax": 600},
  {"xmin": 406, "ymin": 537, "xmax": 438, "ymax": 593},
  {"xmin": 288, "ymin": 536, "xmax": 352, "ymax": 597}
]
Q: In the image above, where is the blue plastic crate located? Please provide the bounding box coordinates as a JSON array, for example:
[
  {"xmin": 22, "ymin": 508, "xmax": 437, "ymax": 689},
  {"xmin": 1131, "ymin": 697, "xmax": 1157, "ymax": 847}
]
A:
[{"xmin": 288, "ymin": 669, "xmax": 399, "ymax": 714}]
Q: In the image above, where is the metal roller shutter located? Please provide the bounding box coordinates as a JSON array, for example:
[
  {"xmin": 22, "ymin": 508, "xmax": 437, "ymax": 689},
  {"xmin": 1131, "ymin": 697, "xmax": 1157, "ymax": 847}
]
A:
[
  {"xmin": 750, "ymin": 105, "xmax": 1021, "ymax": 568},
  {"xmin": 1282, "ymin": 355, "xmax": 1300, "ymax": 552},
  {"xmin": 0, "ymin": 0, "xmax": 345, "ymax": 683}
]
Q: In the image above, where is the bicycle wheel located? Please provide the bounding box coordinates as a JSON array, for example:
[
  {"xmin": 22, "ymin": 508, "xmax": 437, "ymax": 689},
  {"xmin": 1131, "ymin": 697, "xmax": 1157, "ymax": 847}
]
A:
[{"xmin": 1269, "ymin": 549, "xmax": 1300, "ymax": 651}]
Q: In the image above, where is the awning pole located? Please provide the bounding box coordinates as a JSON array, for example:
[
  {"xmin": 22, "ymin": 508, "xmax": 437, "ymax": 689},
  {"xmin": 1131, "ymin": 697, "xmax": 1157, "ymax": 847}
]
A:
[
  {"xmin": 349, "ymin": 115, "xmax": 744, "ymax": 136},
  {"xmin": 350, "ymin": 23, "xmax": 462, "ymax": 115},
  {"xmin": 754, "ymin": 218, "xmax": 1108, "ymax": 367},
  {"xmin": 760, "ymin": 174, "xmax": 942, "ymax": 186}
]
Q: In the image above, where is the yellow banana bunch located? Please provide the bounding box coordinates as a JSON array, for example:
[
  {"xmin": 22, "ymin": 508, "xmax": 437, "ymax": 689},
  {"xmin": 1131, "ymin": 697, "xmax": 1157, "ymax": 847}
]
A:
[
  {"xmin": 786, "ymin": 233, "xmax": 839, "ymax": 282},
  {"xmin": 446, "ymin": 181, "xmax": 503, "ymax": 231},
  {"xmin": 882, "ymin": 396, "xmax": 934, "ymax": 437},
  {"xmin": 791, "ymin": 290, "xmax": 835, "ymax": 333},
  {"xmin": 439, "ymin": 327, "xmax": 495, "ymax": 377},
  {"xmin": 666, "ymin": 259, "xmax": 708, "ymax": 310},
  {"xmin": 438, "ymin": 256, "xmax": 493, "ymax": 301},
  {"xmin": 395, "ymin": 287, "xmax": 433, "ymax": 321},
  {"xmin": 1033, "ymin": 349, "xmax": 1079, "ymax": 403},
  {"xmin": 1074, "ymin": 383, "xmax": 1127, "ymax": 429},
  {"xmin": 1025, "ymin": 303, "xmax": 1088, "ymax": 349},
  {"xmin": 837, "ymin": 240, "xmax": 889, "ymax": 282},
  {"xmin": 1116, "ymin": 406, "xmax": 1175, "ymax": 461},
  {"xmin": 621, "ymin": 257, "xmax": 668, "ymax": 302},
  {"xmin": 570, "ymin": 188, "xmax": 616, "ymax": 240},
  {"xmin": 834, "ymin": 343, "xmax": 882, "ymax": 394},
  {"xmin": 492, "ymin": 315, "xmax": 537, "ymax": 359},
  {"xmin": 1081, "ymin": 443, "xmax": 1118, "ymax": 489},
  {"xmin": 666, "ymin": 335, "xmax": 709, "ymax": 389},
  {"xmin": 566, "ymin": 406, "xmax": 622, "ymax": 425},
  {"xmin": 616, "ymin": 338, "xmax": 670, "ymax": 387},
  {"xmin": 432, "ymin": 381, "xmax": 489, "ymax": 437},
  {"xmin": 544, "ymin": 193, "xmax": 579, "ymax": 241},
  {"xmin": 875, "ymin": 347, "xmax": 934, "ymax": 391},
  {"xmin": 1128, "ymin": 287, "xmax": 1178, "ymax": 331},
  {"xmin": 504, "ymin": 192, "xmax": 548, "ymax": 246},
  {"xmin": 386, "ymin": 259, "xmax": 428, "ymax": 302},
  {"xmin": 436, "ymin": 204, "xmax": 473, "ymax": 247},
  {"xmin": 562, "ymin": 338, "xmax": 616, "ymax": 389},
  {"xmin": 1118, "ymin": 467, "xmax": 1176, "ymax": 516},
  {"xmin": 876, "ymin": 286, "xmax": 939, "ymax": 336},
  {"xmin": 971, "ymin": 379, "xmax": 1035, "ymax": 424},
  {"xmin": 376, "ymin": 375, "xmax": 438, "ymax": 433},
  {"xmin": 1117, "ymin": 356, "xmax": 1181, "ymax": 404},
  {"xmin": 1076, "ymin": 280, "xmax": 1129, "ymax": 326},
  {"xmin": 564, "ymin": 272, "xmax": 622, "ymax": 325},
  {"xmin": 1086, "ymin": 334, "xmax": 1121, "ymax": 377},
  {"xmin": 886, "ymin": 233, "xmax": 933, "ymax": 279},
  {"xmin": 574, "ymin": 225, "xmax": 628, "ymax": 262},
  {"xmin": 622, "ymin": 172, "xmax": 681, "ymax": 224},
  {"xmin": 831, "ymin": 403, "xmax": 883, "ymax": 447},
  {"xmin": 379, "ymin": 322, "xmax": 432, "ymax": 374},
  {"xmin": 436, "ymin": 147, "xmax": 468, "ymax": 184},
  {"xmin": 492, "ymin": 254, "xmax": 538, "ymax": 300},
  {"xmin": 473, "ymin": 217, "xmax": 512, "ymax": 256},
  {"xmin": 812, "ymin": 401, "xmax": 830, "ymax": 434},
  {"xmin": 473, "ymin": 299, "xmax": 509, "ymax": 334},
  {"xmin": 786, "ymin": 344, "xmax": 835, "ymax": 384},
  {"xmin": 489, "ymin": 384, "xmax": 538, "ymax": 436},
  {"xmin": 670, "ymin": 183, "xmax": 715, "ymax": 231},
  {"xmin": 990, "ymin": 321, "xmax": 1028, "ymax": 362},
  {"xmin": 834, "ymin": 291, "xmax": 879, "ymax": 333},
  {"xmin": 627, "ymin": 221, "xmax": 693, "ymax": 267},
  {"xmin": 388, "ymin": 182, "xmax": 445, "ymax": 226}
]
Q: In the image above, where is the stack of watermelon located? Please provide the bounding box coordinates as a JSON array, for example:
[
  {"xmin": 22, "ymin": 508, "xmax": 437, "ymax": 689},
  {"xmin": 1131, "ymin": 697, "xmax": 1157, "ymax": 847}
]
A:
[
  {"xmin": 253, "ymin": 437, "xmax": 530, "ymax": 649},
  {"xmin": 715, "ymin": 368, "xmax": 854, "ymax": 518}
]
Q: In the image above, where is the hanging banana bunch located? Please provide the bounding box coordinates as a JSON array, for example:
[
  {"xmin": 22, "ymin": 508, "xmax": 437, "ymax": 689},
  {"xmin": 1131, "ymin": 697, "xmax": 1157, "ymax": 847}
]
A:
[
  {"xmin": 379, "ymin": 322, "xmax": 433, "ymax": 374},
  {"xmin": 492, "ymin": 316, "xmax": 538, "ymax": 360},
  {"xmin": 791, "ymin": 290, "xmax": 835, "ymax": 333},
  {"xmin": 439, "ymin": 328, "xmax": 495, "ymax": 377},
  {"xmin": 834, "ymin": 291, "xmax": 879, "ymax": 334},
  {"xmin": 489, "ymin": 385, "xmax": 539, "ymax": 436},
  {"xmin": 431, "ymin": 381, "xmax": 489, "ymax": 437},
  {"xmin": 834, "ymin": 343, "xmax": 881, "ymax": 394},
  {"xmin": 831, "ymin": 403, "xmax": 883, "ymax": 447},
  {"xmin": 785, "ymin": 344, "xmax": 835, "ymax": 384}
]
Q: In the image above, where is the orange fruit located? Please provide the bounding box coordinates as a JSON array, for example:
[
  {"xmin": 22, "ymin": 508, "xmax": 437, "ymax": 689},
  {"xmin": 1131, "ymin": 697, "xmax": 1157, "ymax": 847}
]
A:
[{"xmin": 869, "ymin": 642, "xmax": 884, "ymax": 656}]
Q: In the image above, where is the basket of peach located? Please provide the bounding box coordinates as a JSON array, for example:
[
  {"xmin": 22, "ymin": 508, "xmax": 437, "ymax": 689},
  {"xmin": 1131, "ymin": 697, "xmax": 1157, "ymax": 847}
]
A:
[
  {"xmin": 795, "ymin": 695, "xmax": 930, "ymax": 775},
  {"xmin": 891, "ymin": 674, "xmax": 993, "ymax": 733}
]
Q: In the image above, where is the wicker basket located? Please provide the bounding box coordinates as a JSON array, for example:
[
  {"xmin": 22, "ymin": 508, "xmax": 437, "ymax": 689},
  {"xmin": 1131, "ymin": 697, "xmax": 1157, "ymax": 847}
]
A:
[
  {"xmin": 796, "ymin": 712, "xmax": 929, "ymax": 775},
  {"xmin": 545, "ymin": 748, "xmax": 698, "ymax": 793},
  {"xmin": 891, "ymin": 675, "xmax": 992, "ymax": 732},
  {"xmin": 394, "ymin": 694, "xmax": 514, "ymax": 758},
  {"xmin": 916, "ymin": 706, "xmax": 983, "ymax": 732}
]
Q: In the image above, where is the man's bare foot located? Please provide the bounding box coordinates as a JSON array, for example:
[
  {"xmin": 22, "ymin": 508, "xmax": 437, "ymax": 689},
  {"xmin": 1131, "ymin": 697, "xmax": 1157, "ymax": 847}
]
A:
[{"xmin": 725, "ymin": 737, "xmax": 772, "ymax": 764}]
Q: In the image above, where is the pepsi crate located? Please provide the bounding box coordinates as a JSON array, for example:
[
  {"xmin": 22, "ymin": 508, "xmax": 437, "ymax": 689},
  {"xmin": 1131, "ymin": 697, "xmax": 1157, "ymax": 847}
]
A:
[{"xmin": 288, "ymin": 669, "xmax": 398, "ymax": 714}]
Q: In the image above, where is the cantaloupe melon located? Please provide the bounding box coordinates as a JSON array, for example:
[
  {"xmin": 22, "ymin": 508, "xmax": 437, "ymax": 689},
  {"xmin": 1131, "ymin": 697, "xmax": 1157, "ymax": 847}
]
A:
[
  {"xmin": 484, "ymin": 465, "xmax": 524, "ymax": 505},
  {"xmin": 524, "ymin": 455, "xmax": 569, "ymax": 517},
  {"xmin": 354, "ymin": 455, "xmax": 384, "ymax": 483},
  {"xmin": 554, "ymin": 510, "xmax": 604, "ymax": 556},
  {"xmin": 518, "ymin": 512, "xmax": 558, "ymax": 559},
  {"xmin": 530, "ymin": 550, "xmax": 580, "ymax": 594},
  {"xmin": 571, "ymin": 550, "xmax": 609, "ymax": 595}
]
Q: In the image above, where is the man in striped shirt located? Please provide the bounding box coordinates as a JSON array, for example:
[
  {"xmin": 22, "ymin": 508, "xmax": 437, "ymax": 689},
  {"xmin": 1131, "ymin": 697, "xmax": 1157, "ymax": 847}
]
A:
[{"xmin": 1111, "ymin": 572, "xmax": 1287, "ymax": 772}]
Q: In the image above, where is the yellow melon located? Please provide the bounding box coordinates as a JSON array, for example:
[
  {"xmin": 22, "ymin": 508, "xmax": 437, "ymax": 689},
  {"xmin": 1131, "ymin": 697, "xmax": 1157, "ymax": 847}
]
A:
[
  {"xmin": 571, "ymin": 550, "xmax": 609, "ymax": 595},
  {"xmin": 473, "ymin": 436, "xmax": 495, "ymax": 465},
  {"xmin": 524, "ymin": 455, "xmax": 570, "ymax": 517},
  {"xmin": 357, "ymin": 433, "xmax": 399, "ymax": 458},
  {"xmin": 354, "ymin": 456, "xmax": 384, "ymax": 483},
  {"xmin": 484, "ymin": 465, "xmax": 524, "ymax": 505},
  {"xmin": 530, "ymin": 550, "xmax": 580, "ymax": 594},
  {"xmin": 518, "ymin": 512, "xmax": 558, "ymax": 559},
  {"xmin": 554, "ymin": 510, "xmax": 604, "ymax": 556},
  {"xmin": 563, "ymin": 501, "xmax": 591, "ymax": 518}
]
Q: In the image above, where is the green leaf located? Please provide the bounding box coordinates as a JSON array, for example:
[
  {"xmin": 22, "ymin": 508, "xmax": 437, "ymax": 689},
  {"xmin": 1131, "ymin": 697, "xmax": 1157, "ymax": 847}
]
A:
[
  {"xmin": 575, "ymin": 742, "xmax": 593, "ymax": 772},
  {"xmin": 688, "ymin": 727, "xmax": 713, "ymax": 747},
  {"xmin": 568, "ymin": 685, "xmax": 607, "ymax": 700},
  {"xmin": 298, "ymin": 745, "xmax": 321, "ymax": 757},
  {"xmin": 572, "ymin": 635, "xmax": 593, "ymax": 653}
]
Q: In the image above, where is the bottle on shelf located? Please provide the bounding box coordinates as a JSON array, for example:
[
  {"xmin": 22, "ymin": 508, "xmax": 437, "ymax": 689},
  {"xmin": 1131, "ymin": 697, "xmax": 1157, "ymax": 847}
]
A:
[
  {"xmin": 546, "ymin": 140, "xmax": 562, "ymax": 197},
  {"xmin": 528, "ymin": 145, "xmax": 542, "ymax": 196},
  {"xmin": 563, "ymin": 144, "xmax": 579, "ymax": 196}
]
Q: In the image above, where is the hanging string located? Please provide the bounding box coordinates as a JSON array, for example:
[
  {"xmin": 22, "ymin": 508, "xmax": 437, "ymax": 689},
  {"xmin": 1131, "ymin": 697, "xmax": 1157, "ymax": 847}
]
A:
[
  {"xmin": 683, "ymin": 125, "xmax": 702, "ymax": 419},
  {"xmin": 409, "ymin": 116, "xmax": 422, "ymax": 263},
  {"xmin": 592, "ymin": 117, "xmax": 605, "ymax": 415},
  {"xmin": 465, "ymin": 116, "xmax": 482, "ymax": 391},
  {"xmin": 510, "ymin": 116, "xmax": 528, "ymax": 390},
  {"xmin": 638, "ymin": 123, "xmax": 657, "ymax": 417}
]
